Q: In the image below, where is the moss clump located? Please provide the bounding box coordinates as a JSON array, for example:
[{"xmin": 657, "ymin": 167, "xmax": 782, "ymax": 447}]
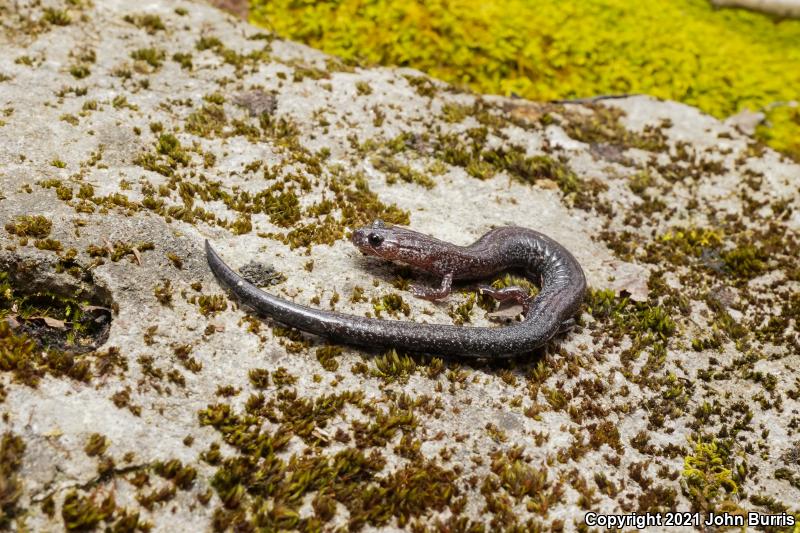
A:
[
  {"xmin": 130, "ymin": 47, "xmax": 166, "ymax": 69},
  {"xmin": 123, "ymin": 13, "xmax": 166, "ymax": 33},
  {"xmin": 560, "ymin": 105, "xmax": 668, "ymax": 151},
  {"xmin": 43, "ymin": 7, "xmax": 71, "ymax": 26},
  {"xmin": 372, "ymin": 293, "xmax": 409, "ymax": 318},
  {"xmin": 83, "ymin": 433, "xmax": 109, "ymax": 457},
  {"xmin": 448, "ymin": 293, "xmax": 475, "ymax": 325},
  {"xmin": 61, "ymin": 490, "xmax": 113, "ymax": 531},
  {"xmin": 371, "ymin": 349, "xmax": 416, "ymax": 382},
  {"xmin": 134, "ymin": 134, "xmax": 190, "ymax": 177},
  {"xmin": 315, "ymin": 345, "xmax": 341, "ymax": 372},
  {"xmin": 5, "ymin": 215, "xmax": 52, "ymax": 238},
  {"xmin": 371, "ymin": 156, "xmax": 435, "ymax": 189},
  {"xmin": 0, "ymin": 432, "xmax": 25, "ymax": 529},
  {"xmin": 153, "ymin": 459, "xmax": 197, "ymax": 490},
  {"xmin": 69, "ymin": 65, "xmax": 90, "ymax": 79},
  {"xmin": 682, "ymin": 438, "xmax": 739, "ymax": 512},
  {"xmin": 185, "ymin": 104, "xmax": 227, "ymax": 137},
  {"xmin": 247, "ymin": 368, "xmax": 270, "ymax": 388},
  {"xmin": 722, "ymin": 244, "xmax": 767, "ymax": 281},
  {"xmin": 172, "ymin": 52, "xmax": 193, "ymax": 70}
]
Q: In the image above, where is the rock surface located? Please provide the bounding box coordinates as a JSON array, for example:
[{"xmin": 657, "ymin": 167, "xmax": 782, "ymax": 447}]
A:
[{"xmin": 0, "ymin": 0, "xmax": 798, "ymax": 531}]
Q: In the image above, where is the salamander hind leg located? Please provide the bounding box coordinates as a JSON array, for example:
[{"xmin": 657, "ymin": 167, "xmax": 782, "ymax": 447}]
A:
[
  {"xmin": 478, "ymin": 285, "xmax": 532, "ymax": 315},
  {"xmin": 410, "ymin": 273, "xmax": 453, "ymax": 301}
]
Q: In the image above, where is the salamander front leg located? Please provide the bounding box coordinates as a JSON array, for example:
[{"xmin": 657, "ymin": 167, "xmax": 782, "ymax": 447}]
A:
[
  {"xmin": 410, "ymin": 273, "xmax": 453, "ymax": 301},
  {"xmin": 478, "ymin": 285, "xmax": 532, "ymax": 315}
]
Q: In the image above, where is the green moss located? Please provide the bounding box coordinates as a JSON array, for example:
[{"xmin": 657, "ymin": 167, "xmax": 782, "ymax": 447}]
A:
[
  {"xmin": 682, "ymin": 438, "xmax": 738, "ymax": 512},
  {"xmin": 123, "ymin": 13, "xmax": 165, "ymax": 33},
  {"xmin": 153, "ymin": 459, "xmax": 197, "ymax": 490},
  {"xmin": 722, "ymin": 244, "xmax": 767, "ymax": 280},
  {"xmin": 172, "ymin": 52, "xmax": 193, "ymax": 70},
  {"xmin": 756, "ymin": 104, "xmax": 800, "ymax": 161},
  {"xmin": 34, "ymin": 238, "xmax": 62, "ymax": 252},
  {"xmin": 186, "ymin": 104, "xmax": 227, "ymax": 137},
  {"xmin": 355, "ymin": 81, "xmax": 372, "ymax": 95},
  {"xmin": 61, "ymin": 490, "xmax": 112, "ymax": 531},
  {"xmin": 371, "ymin": 349, "xmax": 416, "ymax": 382},
  {"xmin": 272, "ymin": 366, "xmax": 298, "ymax": 387},
  {"xmin": 153, "ymin": 280, "xmax": 173, "ymax": 306},
  {"xmin": 173, "ymin": 344, "xmax": 202, "ymax": 373},
  {"xmin": 315, "ymin": 345, "xmax": 341, "ymax": 372},
  {"xmin": 84, "ymin": 433, "xmax": 109, "ymax": 457},
  {"xmin": 251, "ymin": 0, "xmax": 800, "ymax": 160},
  {"xmin": 560, "ymin": 105, "xmax": 668, "ymax": 151},
  {"xmin": 134, "ymin": 134, "xmax": 190, "ymax": 177},
  {"xmin": 248, "ymin": 368, "xmax": 270, "ymax": 388},
  {"xmin": 371, "ymin": 156, "xmax": 435, "ymax": 189},
  {"xmin": 69, "ymin": 64, "xmax": 90, "ymax": 79},
  {"xmin": 130, "ymin": 47, "xmax": 166, "ymax": 69},
  {"xmin": 43, "ymin": 8, "xmax": 71, "ymax": 26},
  {"xmin": 5, "ymin": 214, "xmax": 52, "ymax": 238},
  {"xmin": 448, "ymin": 293, "xmax": 475, "ymax": 325},
  {"xmin": 230, "ymin": 215, "xmax": 252, "ymax": 235},
  {"xmin": 0, "ymin": 432, "xmax": 25, "ymax": 529}
]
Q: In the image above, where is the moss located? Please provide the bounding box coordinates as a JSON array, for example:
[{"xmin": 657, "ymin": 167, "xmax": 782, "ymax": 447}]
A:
[
  {"xmin": 371, "ymin": 156, "xmax": 434, "ymax": 189},
  {"xmin": 371, "ymin": 349, "xmax": 416, "ymax": 382},
  {"xmin": 251, "ymin": 0, "xmax": 800, "ymax": 160},
  {"xmin": 272, "ymin": 366, "xmax": 297, "ymax": 387},
  {"xmin": 193, "ymin": 293, "xmax": 225, "ymax": 317},
  {"xmin": 316, "ymin": 345, "xmax": 341, "ymax": 372},
  {"xmin": 134, "ymin": 134, "xmax": 190, "ymax": 177},
  {"xmin": 355, "ymin": 81, "xmax": 372, "ymax": 95},
  {"xmin": 230, "ymin": 215, "xmax": 252, "ymax": 235},
  {"xmin": 84, "ymin": 433, "xmax": 109, "ymax": 457},
  {"xmin": 34, "ymin": 238, "xmax": 62, "ymax": 252},
  {"xmin": 172, "ymin": 52, "xmax": 193, "ymax": 70},
  {"xmin": 560, "ymin": 105, "xmax": 668, "ymax": 151},
  {"xmin": 682, "ymin": 438, "xmax": 738, "ymax": 512},
  {"xmin": 248, "ymin": 368, "xmax": 270, "ymax": 389},
  {"xmin": 441, "ymin": 102, "xmax": 472, "ymax": 123},
  {"xmin": 130, "ymin": 47, "xmax": 166, "ymax": 69},
  {"xmin": 449, "ymin": 293, "xmax": 475, "ymax": 325},
  {"xmin": 123, "ymin": 13, "xmax": 166, "ymax": 33},
  {"xmin": 722, "ymin": 244, "xmax": 767, "ymax": 281},
  {"xmin": 5, "ymin": 214, "xmax": 51, "ymax": 238},
  {"xmin": 43, "ymin": 7, "xmax": 71, "ymax": 26},
  {"xmin": 61, "ymin": 490, "xmax": 113, "ymax": 531},
  {"xmin": 0, "ymin": 432, "xmax": 25, "ymax": 529},
  {"xmin": 186, "ymin": 104, "xmax": 227, "ymax": 137},
  {"xmin": 372, "ymin": 293, "xmax": 410, "ymax": 317},
  {"xmin": 153, "ymin": 459, "xmax": 197, "ymax": 490},
  {"xmin": 173, "ymin": 344, "xmax": 202, "ymax": 373}
]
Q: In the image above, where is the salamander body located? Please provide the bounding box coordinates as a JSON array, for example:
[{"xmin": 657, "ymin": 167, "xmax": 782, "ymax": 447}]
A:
[{"xmin": 205, "ymin": 220, "xmax": 586, "ymax": 357}]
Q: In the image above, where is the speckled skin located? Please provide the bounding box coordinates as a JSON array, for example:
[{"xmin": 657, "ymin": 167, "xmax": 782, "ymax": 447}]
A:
[{"xmin": 205, "ymin": 221, "xmax": 586, "ymax": 357}]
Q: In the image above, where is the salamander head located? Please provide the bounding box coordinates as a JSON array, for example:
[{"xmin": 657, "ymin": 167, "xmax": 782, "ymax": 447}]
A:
[{"xmin": 351, "ymin": 220, "xmax": 442, "ymax": 267}]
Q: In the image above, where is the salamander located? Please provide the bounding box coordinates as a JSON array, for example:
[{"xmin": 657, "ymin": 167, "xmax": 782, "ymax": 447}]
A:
[{"xmin": 205, "ymin": 220, "xmax": 586, "ymax": 357}]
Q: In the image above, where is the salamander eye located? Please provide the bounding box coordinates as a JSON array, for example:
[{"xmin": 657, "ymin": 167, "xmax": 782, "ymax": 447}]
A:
[{"xmin": 368, "ymin": 233, "xmax": 384, "ymax": 247}]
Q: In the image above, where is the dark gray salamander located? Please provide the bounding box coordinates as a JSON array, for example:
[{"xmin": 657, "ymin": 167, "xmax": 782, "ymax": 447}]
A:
[{"xmin": 205, "ymin": 221, "xmax": 587, "ymax": 357}]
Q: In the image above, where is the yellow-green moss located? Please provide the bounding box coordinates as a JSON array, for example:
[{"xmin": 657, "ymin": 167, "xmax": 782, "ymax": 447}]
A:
[
  {"xmin": 5, "ymin": 214, "xmax": 52, "ymax": 238},
  {"xmin": 0, "ymin": 432, "xmax": 26, "ymax": 528},
  {"xmin": 251, "ymin": 0, "xmax": 800, "ymax": 160}
]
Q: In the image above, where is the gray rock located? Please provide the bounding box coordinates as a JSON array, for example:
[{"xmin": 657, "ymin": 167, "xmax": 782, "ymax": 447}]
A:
[{"xmin": 0, "ymin": 0, "xmax": 798, "ymax": 530}]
